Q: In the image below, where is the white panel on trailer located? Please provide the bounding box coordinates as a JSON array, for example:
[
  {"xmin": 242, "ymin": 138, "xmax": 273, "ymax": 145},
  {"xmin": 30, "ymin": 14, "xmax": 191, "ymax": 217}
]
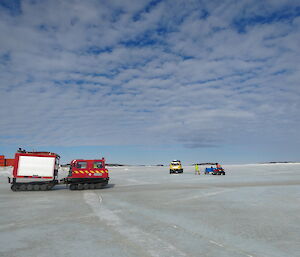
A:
[{"xmin": 17, "ymin": 156, "xmax": 55, "ymax": 177}]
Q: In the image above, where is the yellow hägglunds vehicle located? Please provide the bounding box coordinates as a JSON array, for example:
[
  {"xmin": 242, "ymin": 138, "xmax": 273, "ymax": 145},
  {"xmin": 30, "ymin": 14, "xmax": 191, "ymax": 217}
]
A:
[{"xmin": 169, "ymin": 160, "xmax": 183, "ymax": 174}]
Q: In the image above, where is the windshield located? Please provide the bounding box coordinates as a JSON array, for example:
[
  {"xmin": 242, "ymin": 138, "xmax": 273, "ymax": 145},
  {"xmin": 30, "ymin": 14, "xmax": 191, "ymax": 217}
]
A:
[
  {"xmin": 76, "ymin": 161, "xmax": 87, "ymax": 169},
  {"xmin": 93, "ymin": 161, "xmax": 103, "ymax": 168}
]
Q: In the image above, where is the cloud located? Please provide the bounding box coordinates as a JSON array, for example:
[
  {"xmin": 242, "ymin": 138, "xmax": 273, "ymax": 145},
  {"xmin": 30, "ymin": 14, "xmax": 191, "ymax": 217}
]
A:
[{"xmin": 0, "ymin": 0, "xmax": 299, "ymax": 152}]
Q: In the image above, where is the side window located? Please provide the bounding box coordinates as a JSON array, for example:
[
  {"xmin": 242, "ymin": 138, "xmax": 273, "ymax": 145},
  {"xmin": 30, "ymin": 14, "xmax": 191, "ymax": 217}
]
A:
[
  {"xmin": 76, "ymin": 162, "xmax": 87, "ymax": 169},
  {"xmin": 93, "ymin": 161, "xmax": 103, "ymax": 169}
]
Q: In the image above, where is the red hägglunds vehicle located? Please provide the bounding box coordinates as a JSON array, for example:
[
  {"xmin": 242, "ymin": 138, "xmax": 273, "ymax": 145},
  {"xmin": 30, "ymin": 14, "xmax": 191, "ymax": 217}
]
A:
[{"xmin": 8, "ymin": 149, "xmax": 109, "ymax": 191}]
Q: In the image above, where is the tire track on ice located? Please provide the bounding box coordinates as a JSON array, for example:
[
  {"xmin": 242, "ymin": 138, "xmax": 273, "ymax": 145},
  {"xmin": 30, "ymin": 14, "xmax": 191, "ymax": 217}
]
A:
[{"xmin": 84, "ymin": 191, "xmax": 187, "ymax": 257}]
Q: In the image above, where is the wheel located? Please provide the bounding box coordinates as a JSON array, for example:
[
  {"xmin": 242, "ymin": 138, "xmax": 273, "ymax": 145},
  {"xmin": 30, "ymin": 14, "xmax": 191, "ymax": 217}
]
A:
[
  {"xmin": 19, "ymin": 184, "xmax": 27, "ymax": 191},
  {"xmin": 47, "ymin": 184, "xmax": 53, "ymax": 190},
  {"xmin": 89, "ymin": 183, "xmax": 95, "ymax": 189},
  {"xmin": 40, "ymin": 184, "xmax": 48, "ymax": 191},
  {"xmin": 83, "ymin": 183, "xmax": 89, "ymax": 190},
  {"xmin": 77, "ymin": 184, "xmax": 84, "ymax": 190},
  {"xmin": 69, "ymin": 184, "xmax": 77, "ymax": 190},
  {"xmin": 33, "ymin": 184, "xmax": 40, "ymax": 191},
  {"xmin": 11, "ymin": 184, "xmax": 18, "ymax": 191},
  {"xmin": 95, "ymin": 183, "xmax": 102, "ymax": 189},
  {"xmin": 27, "ymin": 184, "xmax": 33, "ymax": 191}
]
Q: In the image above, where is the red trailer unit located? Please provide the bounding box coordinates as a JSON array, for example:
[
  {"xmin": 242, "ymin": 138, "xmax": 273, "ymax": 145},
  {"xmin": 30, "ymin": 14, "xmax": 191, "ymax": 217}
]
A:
[
  {"xmin": 63, "ymin": 158, "xmax": 109, "ymax": 190},
  {"xmin": 9, "ymin": 149, "xmax": 60, "ymax": 191}
]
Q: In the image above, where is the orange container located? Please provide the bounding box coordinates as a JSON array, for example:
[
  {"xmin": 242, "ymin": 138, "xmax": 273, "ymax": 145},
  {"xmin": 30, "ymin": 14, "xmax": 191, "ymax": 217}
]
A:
[{"xmin": 5, "ymin": 159, "xmax": 15, "ymax": 166}]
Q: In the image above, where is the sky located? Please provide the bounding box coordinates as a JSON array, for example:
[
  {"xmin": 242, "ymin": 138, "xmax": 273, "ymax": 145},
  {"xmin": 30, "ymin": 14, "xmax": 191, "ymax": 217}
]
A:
[{"xmin": 0, "ymin": 0, "xmax": 299, "ymax": 165}]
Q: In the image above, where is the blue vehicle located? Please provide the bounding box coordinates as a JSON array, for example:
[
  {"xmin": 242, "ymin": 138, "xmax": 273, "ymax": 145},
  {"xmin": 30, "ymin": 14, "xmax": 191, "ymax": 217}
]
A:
[
  {"xmin": 205, "ymin": 164, "xmax": 225, "ymax": 175},
  {"xmin": 204, "ymin": 167, "xmax": 215, "ymax": 174}
]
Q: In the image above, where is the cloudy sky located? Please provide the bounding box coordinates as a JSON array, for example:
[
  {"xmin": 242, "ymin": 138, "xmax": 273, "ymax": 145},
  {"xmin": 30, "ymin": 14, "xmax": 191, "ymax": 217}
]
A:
[{"xmin": 0, "ymin": 0, "xmax": 299, "ymax": 164}]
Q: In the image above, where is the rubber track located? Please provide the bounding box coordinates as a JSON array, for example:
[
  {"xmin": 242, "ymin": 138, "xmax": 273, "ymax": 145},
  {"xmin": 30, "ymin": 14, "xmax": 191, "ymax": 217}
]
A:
[
  {"xmin": 11, "ymin": 183, "xmax": 55, "ymax": 191},
  {"xmin": 69, "ymin": 182, "xmax": 108, "ymax": 190}
]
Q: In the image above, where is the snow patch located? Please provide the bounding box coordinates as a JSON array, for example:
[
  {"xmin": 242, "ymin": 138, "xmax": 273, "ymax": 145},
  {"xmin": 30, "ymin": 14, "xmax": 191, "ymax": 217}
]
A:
[{"xmin": 0, "ymin": 167, "xmax": 12, "ymax": 176}]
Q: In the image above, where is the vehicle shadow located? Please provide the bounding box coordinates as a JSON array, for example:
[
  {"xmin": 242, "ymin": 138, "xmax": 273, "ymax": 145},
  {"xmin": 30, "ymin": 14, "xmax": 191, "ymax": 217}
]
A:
[
  {"xmin": 52, "ymin": 183, "xmax": 116, "ymax": 191},
  {"xmin": 102, "ymin": 183, "xmax": 115, "ymax": 190}
]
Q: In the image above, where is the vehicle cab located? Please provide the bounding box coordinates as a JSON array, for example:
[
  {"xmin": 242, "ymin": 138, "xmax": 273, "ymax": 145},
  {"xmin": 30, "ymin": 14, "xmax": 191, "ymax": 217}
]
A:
[
  {"xmin": 169, "ymin": 160, "xmax": 183, "ymax": 174},
  {"xmin": 68, "ymin": 158, "xmax": 109, "ymax": 179}
]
